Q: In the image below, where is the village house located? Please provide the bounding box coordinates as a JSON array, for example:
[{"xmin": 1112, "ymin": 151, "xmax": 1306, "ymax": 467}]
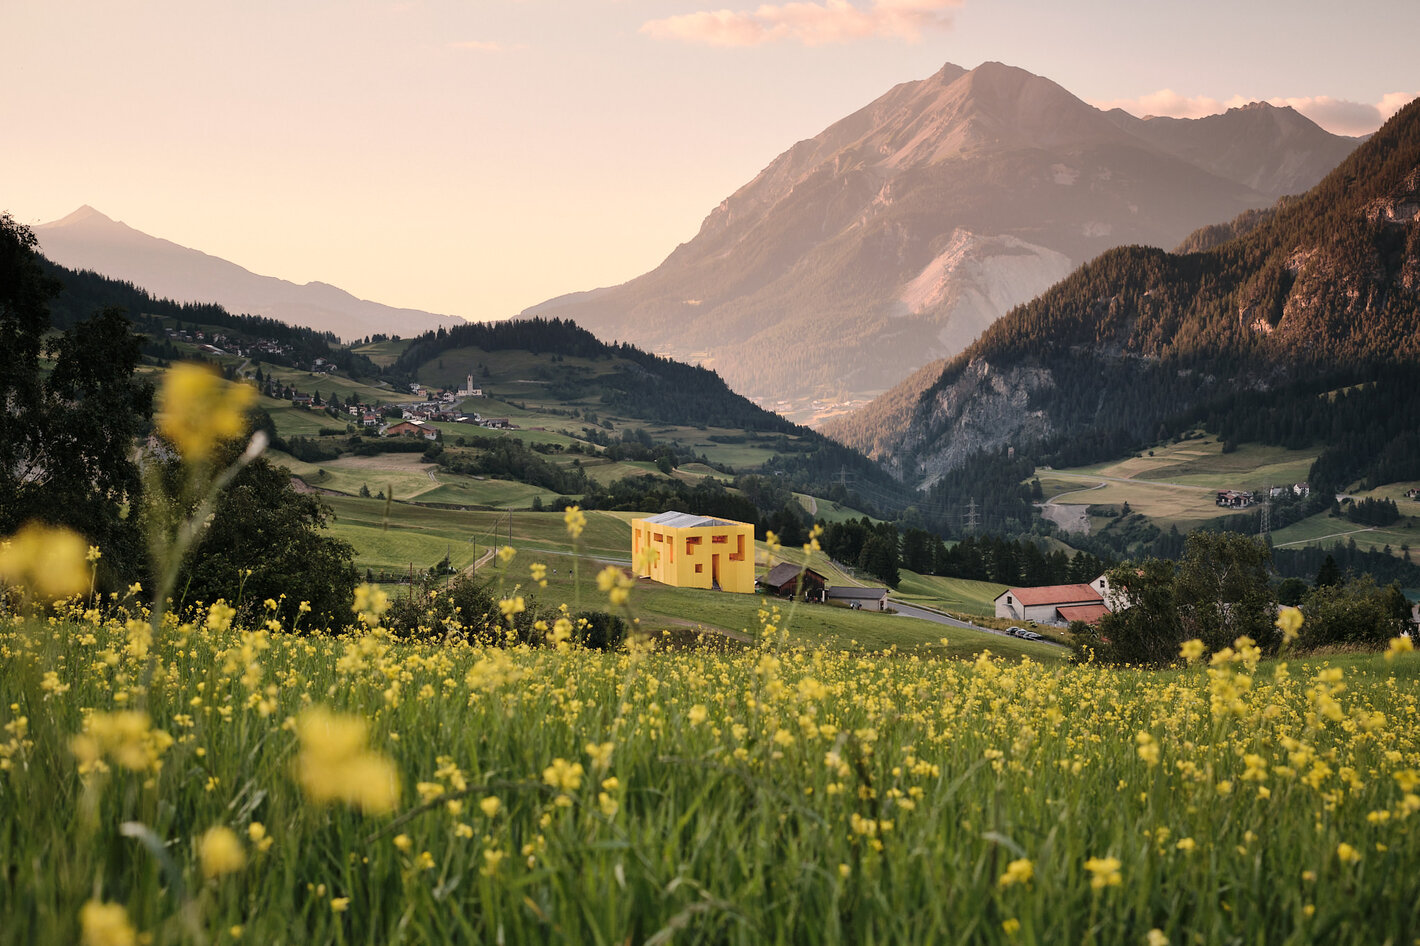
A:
[
  {"xmin": 361, "ymin": 412, "xmax": 381, "ymax": 427},
  {"xmin": 631, "ymin": 512, "xmax": 755, "ymax": 593},
  {"xmin": 757, "ymin": 563, "xmax": 828, "ymax": 601},
  {"xmin": 383, "ymin": 419, "xmax": 439, "ymax": 441},
  {"xmin": 1216, "ymin": 490, "xmax": 1254, "ymax": 508},
  {"xmin": 825, "ymin": 586, "xmax": 890, "ymax": 611},
  {"xmin": 994, "ymin": 582, "xmax": 1111, "ymax": 626}
]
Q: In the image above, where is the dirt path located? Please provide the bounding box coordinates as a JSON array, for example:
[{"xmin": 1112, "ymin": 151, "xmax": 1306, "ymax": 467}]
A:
[
  {"xmin": 460, "ymin": 548, "xmax": 496, "ymax": 576},
  {"xmin": 1037, "ymin": 481, "xmax": 1105, "ymax": 534}
]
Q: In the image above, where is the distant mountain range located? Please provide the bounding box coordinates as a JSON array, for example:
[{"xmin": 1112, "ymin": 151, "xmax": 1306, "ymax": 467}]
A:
[
  {"xmin": 34, "ymin": 206, "xmax": 465, "ymax": 341},
  {"xmin": 824, "ymin": 97, "xmax": 1420, "ymax": 487},
  {"xmin": 525, "ymin": 61, "xmax": 1360, "ymax": 421}
]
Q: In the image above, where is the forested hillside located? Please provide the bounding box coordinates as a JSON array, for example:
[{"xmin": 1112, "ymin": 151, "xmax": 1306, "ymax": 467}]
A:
[
  {"xmin": 388, "ymin": 318, "xmax": 907, "ymax": 506},
  {"xmin": 829, "ymin": 96, "xmax": 1420, "ymax": 488}
]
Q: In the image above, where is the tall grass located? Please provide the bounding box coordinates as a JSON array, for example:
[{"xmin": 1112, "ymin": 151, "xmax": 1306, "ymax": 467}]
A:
[{"xmin": 3, "ymin": 596, "xmax": 1418, "ymax": 944}]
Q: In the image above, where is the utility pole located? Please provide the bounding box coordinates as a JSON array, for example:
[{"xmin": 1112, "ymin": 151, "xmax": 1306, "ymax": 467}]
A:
[
  {"xmin": 1260, "ymin": 499, "xmax": 1271, "ymax": 539},
  {"xmin": 966, "ymin": 498, "xmax": 978, "ymax": 535}
]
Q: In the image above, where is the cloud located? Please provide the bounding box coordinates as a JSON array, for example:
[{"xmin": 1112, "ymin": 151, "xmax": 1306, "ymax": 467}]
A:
[
  {"xmin": 640, "ymin": 0, "xmax": 962, "ymax": 47},
  {"xmin": 1092, "ymin": 88, "xmax": 1419, "ymax": 137},
  {"xmin": 1263, "ymin": 93, "xmax": 1418, "ymax": 137}
]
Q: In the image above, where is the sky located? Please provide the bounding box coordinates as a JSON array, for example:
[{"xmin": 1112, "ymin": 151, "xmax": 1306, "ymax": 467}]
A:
[{"xmin": 4, "ymin": 0, "xmax": 1417, "ymax": 324}]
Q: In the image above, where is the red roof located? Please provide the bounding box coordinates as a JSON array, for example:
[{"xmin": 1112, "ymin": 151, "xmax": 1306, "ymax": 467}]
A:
[
  {"xmin": 998, "ymin": 584, "xmax": 1102, "ymax": 606},
  {"xmin": 1056, "ymin": 604, "xmax": 1111, "ymax": 624}
]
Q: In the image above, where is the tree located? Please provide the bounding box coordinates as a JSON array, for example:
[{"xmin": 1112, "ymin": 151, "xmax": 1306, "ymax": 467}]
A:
[
  {"xmin": 176, "ymin": 447, "xmax": 358, "ymax": 628},
  {"xmin": 1315, "ymin": 554, "xmax": 1342, "ymax": 588},
  {"xmin": 1073, "ymin": 559, "xmax": 1182, "ymax": 667},
  {"xmin": 1277, "ymin": 576, "xmax": 1309, "ymax": 606},
  {"xmin": 0, "ymin": 215, "xmax": 153, "ymax": 579},
  {"xmin": 1298, "ymin": 576, "xmax": 1400, "ymax": 648},
  {"xmin": 1173, "ymin": 532, "xmax": 1279, "ymax": 652}
]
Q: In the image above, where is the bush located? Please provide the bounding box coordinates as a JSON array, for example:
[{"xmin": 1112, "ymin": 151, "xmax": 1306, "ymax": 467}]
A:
[
  {"xmin": 575, "ymin": 610, "xmax": 628, "ymax": 650},
  {"xmin": 1298, "ymin": 576, "xmax": 1406, "ymax": 648}
]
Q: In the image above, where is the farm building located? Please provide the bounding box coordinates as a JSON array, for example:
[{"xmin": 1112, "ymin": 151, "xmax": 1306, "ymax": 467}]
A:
[
  {"xmin": 757, "ymin": 563, "xmax": 828, "ymax": 600},
  {"xmin": 631, "ymin": 512, "xmax": 755, "ymax": 593},
  {"xmin": 994, "ymin": 583, "xmax": 1110, "ymax": 625},
  {"xmin": 825, "ymin": 586, "xmax": 889, "ymax": 611},
  {"xmin": 383, "ymin": 419, "xmax": 438, "ymax": 441}
]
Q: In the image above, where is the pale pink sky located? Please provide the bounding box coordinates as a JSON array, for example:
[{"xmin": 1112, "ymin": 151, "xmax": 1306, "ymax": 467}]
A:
[{"xmin": 3, "ymin": 0, "xmax": 1415, "ymax": 323}]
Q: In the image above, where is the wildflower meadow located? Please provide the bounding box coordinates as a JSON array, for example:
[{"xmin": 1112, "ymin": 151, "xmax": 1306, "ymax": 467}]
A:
[{"xmin": 2, "ymin": 367, "xmax": 1419, "ymax": 945}]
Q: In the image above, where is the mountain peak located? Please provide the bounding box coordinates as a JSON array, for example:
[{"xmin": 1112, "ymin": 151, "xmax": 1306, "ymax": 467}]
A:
[{"xmin": 49, "ymin": 205, "xmax": 115, "ymax": 227}]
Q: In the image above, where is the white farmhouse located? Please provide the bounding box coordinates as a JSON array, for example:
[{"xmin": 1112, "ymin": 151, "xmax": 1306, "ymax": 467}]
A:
[{"xmin": 994, "ymin": 583, "xmax": 1110, "ymax": 626}]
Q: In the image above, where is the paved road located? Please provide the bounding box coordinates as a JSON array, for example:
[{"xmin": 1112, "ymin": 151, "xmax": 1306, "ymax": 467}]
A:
[{"xmin": 889, "ymin": 600, "xmax": 1069, "ymax": 648}]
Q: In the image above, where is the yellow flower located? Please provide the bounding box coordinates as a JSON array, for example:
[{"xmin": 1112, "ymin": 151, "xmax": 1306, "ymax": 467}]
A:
[
  {"xmin": 497, "ymin": 544, "xmax": 517, "ymax": 565},
  {"xmin": 998, "ymin": 858, "xmax": 1034, "ymax": 888},
  {"xmin": 1179, "ymin": 639, "xmax": 1205, "ymax": 662},
  {"xmin": 596, "ymin": 565, "xmax": 633, "ymax": 607},
  {"xmin": 687, "ymin": 704, "xmax": 708, "ymax": 725},
  {"xmin": 0, "ymin": 522, "xmax": 90, "ymax": 600},
  {"xmin": 1336, "ymin": 842, "xmax": 1361, "ymax": 864},
  {"xmin": 1083, "ymin": 856, "xmax": 1122, "ymax": 890},
  {"xmin": 330, "ymin": 898, "xmax": 350, "ymax": 913},
  {"xmin": 70, "ymin": 710, "xmax": 173, "ymax": 774},
  {"xmin": 1275, "ymin": 606, "xmax": 1303, "ymax": 642},
  {"xmin": 247, "ymin": 822, "xmax": 274, "ymax": 853},
  {"xmin": 564, "ymin": 505, "xmax": 586, "ymax": 539},
  {"xmin": 293, "ymin": 707, "xmax": 400, "ymax": 814},
  {"xmin": 479, "ymin": 796, "xmax": 501, "ymax": 818},
  {"xmin": 352, "ymin": 583, "xmax": 390, "ymax": 627},
  {"xmin": 1146, "ymin": 930, "xmax": 1169, "ymax": 946},
  {"xmin": 1001, "ymin": 918, "xmax": 1021, "ymax": 935},
  {"xmin": 79, "ymin": 900, "xmax": 137, "ymax": 946},
  {"xmin": 206, "ymin": 600, "xmax": 236, "ymax": 633},
  {"xmin": 198, "ymin": 826, "xmax": 246, "ymax": 879},
  {"xmin": 1136, "ymin": 731, "xmax": 1159, "ymax": 766},
  {"xmin": 1385, "ymin": 636, "xmax": 1414, "ymax": 660},
  {"xmin": 542, "ymin": 758, "xmax": 584, "ymax": 793},
  {"xmin": 585, "ymin": 741, "xmax": 615, "ymax": 770},
  {"xmin": 156, "ymin": 362, "xmax": 256, "ymax": 462},
  {"xmin": 1175, "ymin": 838, "xmax": 1196, "ymax": 852},
  {"xmin": 499, "ymin": 596, "xmax": 525, "ymax": 620}
]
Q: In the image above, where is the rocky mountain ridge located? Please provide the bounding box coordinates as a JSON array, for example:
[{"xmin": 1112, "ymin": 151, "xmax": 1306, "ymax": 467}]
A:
[
  {"xmin": 528, "ymin": 61, "xmax": 1360, "ymax": 421},
  {"xmin": 825, "ymin": 97, "xmax": 1420, "ymax": 486}
]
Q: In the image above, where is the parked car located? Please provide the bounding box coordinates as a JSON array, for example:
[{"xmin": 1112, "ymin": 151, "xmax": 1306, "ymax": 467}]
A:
[{"xmin": 1006, "ymin": 626, "xmax": 1027, "ymax": 637}]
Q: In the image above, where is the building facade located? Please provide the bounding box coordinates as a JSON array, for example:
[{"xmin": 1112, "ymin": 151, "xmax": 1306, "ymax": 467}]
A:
[
  {"xmin": 994, "ymin": 583, "xmax": 1110, "ymax": 625},
  {"xmin": 631, "ymin": 512, "xmax": 755, "ymax": 593}
]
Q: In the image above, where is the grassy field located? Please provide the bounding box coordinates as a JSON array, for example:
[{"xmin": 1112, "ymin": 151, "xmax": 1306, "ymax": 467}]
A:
[
  {"xmin": 322, "ymin": 502, "xmax": 1040, "ymax": 658},
  {"xmin": 1271, "ymin": 510, "xmax": 1420, "ymax": 557},
  {"xmin": 893, "ymin": 572, "xmax": 1008, "ymax": 618},
  {"xmin": 5, "ymin": 605, "xmax": 1418, "ymax": 944},
  {"xmin": 1039, "ymin": 440, "xmax": 1323, "ymax": 530}
]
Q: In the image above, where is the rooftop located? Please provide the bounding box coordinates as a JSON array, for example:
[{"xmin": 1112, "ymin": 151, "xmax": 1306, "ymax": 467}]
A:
[
  {"xmin": 641, "ymin": 511, "xmax": 746, "ymax": 529},
  {"xmin": 996, "ymin": 584, "xmax": 1103, "ymax": 606}
]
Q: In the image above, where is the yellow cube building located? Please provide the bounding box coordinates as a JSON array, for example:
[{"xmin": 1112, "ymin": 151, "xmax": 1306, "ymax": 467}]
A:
[{"xmin": 631, "ymin": 512, "xmax": 755, "ymax": 593}]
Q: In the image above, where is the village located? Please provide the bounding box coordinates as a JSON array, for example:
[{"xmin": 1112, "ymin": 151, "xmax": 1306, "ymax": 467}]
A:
[{"xmin": 274, "ymin": 372, "xmax": 517, "ymax": 440}]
